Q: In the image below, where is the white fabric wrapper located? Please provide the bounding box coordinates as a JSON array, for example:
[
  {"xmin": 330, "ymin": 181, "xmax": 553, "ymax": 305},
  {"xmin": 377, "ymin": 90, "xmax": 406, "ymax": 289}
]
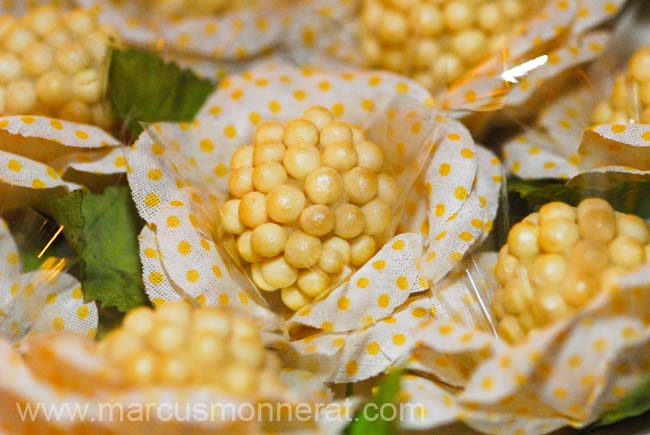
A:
[
  {"xmin": 0, "ymin": 332, "xmax": 338, "ymax": 434},
  {"xmin": 126, "ymin": 63, "xmax": 502, "ymax": 383},
  {"xmin": 441, "ymin": 0, "xmax": 625, "ymax": 115},
  {"xmin": 77, "ymin": 0, "xmax": 358, "ymax": 78},
  {"xmin": 503, "ymin": 3, "xmax": 650, "ymax": 181},
  {"xmin": 0, "ymin": 116, "xmax": 127, "ymax": 209},
  {"xmin": 394, "ymin": 253, "xmax": 650, "ymax": 435},
  {"xmin": 0, "ymin": 217, "xmax": 98, "ymax": 341}
]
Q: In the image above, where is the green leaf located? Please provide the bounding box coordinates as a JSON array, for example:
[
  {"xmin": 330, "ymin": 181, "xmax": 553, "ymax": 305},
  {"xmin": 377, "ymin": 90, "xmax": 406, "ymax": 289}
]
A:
[
  {"xmin": 346, "ymin": 368, "xmax": 403, "ymax": 435},
  {"xmin": 109, "ymin": 47, "xmax": 215, "ymax": 134},
  {"xmin": 595, "ymin": 375, "xmax": 650, "ymax": 427},
  {"xmin": 507, "ymin": 173, "xmax": 650, "ymax": 225},
  {"xmin": 47, "ymin": 185, "xmax": 147, "ymax": 313}
]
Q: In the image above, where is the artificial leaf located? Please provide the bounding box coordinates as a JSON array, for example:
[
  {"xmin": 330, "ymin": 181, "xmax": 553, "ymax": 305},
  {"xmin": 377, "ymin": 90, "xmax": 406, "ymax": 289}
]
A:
[
  {"xmin": 109, "ymin": 47, "xmax": 215, "ymax": 134},
  {"xmin": 507, "ymin": 174, "xmax": 650, "ymax": 224},
  {"xmin": 47, "ymin": 185, "xmax": 147, "ymax": 313},
  {"xmin": 596, "ymin": 375, "xmax": 650, "ymax": 427},
  {"xmin": 346, "ymin": 367, "xmax": 403, "ymax": 435}
]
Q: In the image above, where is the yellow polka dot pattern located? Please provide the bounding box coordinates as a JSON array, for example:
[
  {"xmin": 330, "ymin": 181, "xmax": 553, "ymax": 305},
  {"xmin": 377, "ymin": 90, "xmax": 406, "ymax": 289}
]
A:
[
  {"xmin": 592, "ymin": 46, "xmax": 650, "ymax": 125},
  {"xmin": 147, "ymin": 0, "xmax": 257, "ymax": 17},
  {"xmin": 0, "ymin": 217, "xmax": 98, "ymax": 339},
  {"xmin": 493, "ymin": 199, "xmax": 650, "ymax": 343},
  {"xmin": 221, "ymin": 106, "xmax": 399, "ymax": 312},
  {"xmin": 99, "ymin": 302, "xmax": 284, "ymax": 395},
  {"xmin": 360, "ymin": 0, "xmax": 543, "ymax": 89},
  {"xmin": 0, "ymin": 7, "xmax": 117, "ymax": 128}
]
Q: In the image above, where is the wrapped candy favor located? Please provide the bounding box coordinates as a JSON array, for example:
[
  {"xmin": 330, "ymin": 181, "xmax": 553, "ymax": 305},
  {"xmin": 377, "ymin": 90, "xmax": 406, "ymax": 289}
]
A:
[
  {"xmin": 393, "ymin": 198, "xmax": 650, "ymax": 434},
  {"xmin": 126, "ymin": 63, "xmax": 503, "ymax": 383}
]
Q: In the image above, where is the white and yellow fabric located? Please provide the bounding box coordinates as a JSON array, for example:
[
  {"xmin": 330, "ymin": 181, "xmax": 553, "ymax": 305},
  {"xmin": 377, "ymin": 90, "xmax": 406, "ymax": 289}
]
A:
[
  {"xmin": 0, "ymin": 216, "xmax": 98, "ymax": 340},
  {"xmin": 126, "ymin": 63, "xmax": 502, "ymax": 383}
]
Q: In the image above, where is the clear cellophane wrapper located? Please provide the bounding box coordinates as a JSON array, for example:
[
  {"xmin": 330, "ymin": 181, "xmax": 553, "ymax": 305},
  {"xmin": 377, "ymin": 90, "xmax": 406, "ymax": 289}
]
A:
[
  {"xmin": 76, "ymin": 0, "xmax": 359, "ymax": 79},
  {"xmin": 503, "ymin": 0, "xmax": 650, "ymax": 182},
  {"xmin": 125, "ymin": 63, "xmax": 502, "ymax": 384},
  {"xmin": 328, "ymin": 0, "xmax": 626, "ymax": 137}
]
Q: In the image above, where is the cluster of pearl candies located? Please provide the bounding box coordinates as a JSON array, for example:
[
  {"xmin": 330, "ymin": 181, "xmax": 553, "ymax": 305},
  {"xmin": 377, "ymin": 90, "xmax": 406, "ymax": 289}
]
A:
[
  {"xmin": 360, "ymin": 0, "xmax": 541, "ymax": 89},
  {"xmin": 150, "ymin": 0, "xmax": 256, "ymax": 16},
  {"xmin": 0, "ymin": 7, "xmax": 117, "ymax": 128},
  {"xmin": 492, "ymin": 199, "xmax": 650, "ymax": 343},
  {"xmin": 592, "ymin": 46, "xmax": 650, "ymax": 125},
  {"xmin": 99, "ymin": 302, "xmax": 283, "ymax": 395},
  {"xmin": 221, "ymin": 106, "xmax": 399, "ymax": 311}
]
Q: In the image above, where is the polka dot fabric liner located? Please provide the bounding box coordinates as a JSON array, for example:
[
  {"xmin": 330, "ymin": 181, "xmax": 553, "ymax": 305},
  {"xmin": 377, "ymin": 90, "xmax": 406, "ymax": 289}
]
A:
[
  {"xmin": 78, "ymin": 0, "xmax": 356, "ymax": 69},
  {"xmin": 0, "ymin": 116, "xmax": 127, "ymax": 206},
  {"xmin": 0, "ymin": 332, "xmax": 333, "ymax": 434},
  {"xmin": 440, "ymin": 0, "xmax": 624, "ymax": 114},
  {"xmin": 0, "ymin": 217, "xmax": 98, "ymax": 342},
  {"xmin": 391, "ymin": 255, "xmax": 650, "ymax": 434},
  {"xmin": 503, "ymin": 80, "xmax": 650, "ymax": 180},
  {"xmin": 126, "ymin": 64, "xmax": 502, "ymax": 383}
]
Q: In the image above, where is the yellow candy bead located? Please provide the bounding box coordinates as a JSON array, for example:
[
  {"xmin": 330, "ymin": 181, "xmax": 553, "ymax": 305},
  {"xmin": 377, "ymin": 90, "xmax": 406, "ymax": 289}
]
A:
[
  {"xmin": 529, "ymin": 254, "xmax": 566, "ymax": 290},
  {"xmin": 302, "ymin": 105, "xmax": 334, "ymax": 129},
  {"xmin": 284, "ymin": 230, "xmax": 321, "ymax": 268},
  {"xmin": 228, "ymin": 166, "xmax": 254, "ymax": 198},
  {"xmin": 251, "ymin": 223, "xmax": 287, "ymax": 258},
  {"xmin": 578, "ymin": 209, "xmax": 616, "ymax": 244},
  {"xmin": 443, "ymin": 0, "xmax": 474, "ymax": 31},
  {"xmin": 560, "ymin": 270, "xmax": 594, "ymax": 307},
  {"xmin": 629, "ymin": 47, "xmax": 650, "ymax": 82},
  {"xmin": 261, "ymin": 256, "xmax": 298, "ymax": 289},
  {"xmin": 355, "ymin": 140, "xmax": 384, "ymax": 172},
  {"xmin": 239, "ymin": 191, "xmax": 268, "ymax": 228},
  {"xmin": 616, "ymin": 213, "xmax": 649, "ymax": 244},
  {"xmin": 361, "ymin": 198, "xmax": 392, "ymax": 235},
  {"xmin": 266, "ymin": 184, "xmax": 306, "ymax": 224},
  {"xmin": 221, "ymin": 199, "xmax": 245, "ymax": 235},
  {"xmin": 319, "ymin": 248, "xmax": 344, "ymax": 274},
  {"xmin": 251, "ymin": 262, "xmax": 278, "ymax": 291},
  {"xmin": 253, "ymin": 140, "xmax": 285, "ymax": 165},
  {"xmin": 283, "ymin": 145, "xmax": 320, "ymax": 180},
  {"xmin": 538, "ymin": 218, "xmax": 579, "ymax": 253},
  {"xmin": 231, "ymin": 145, "xmax": 254, "ymax": 170},
  {"xmin": 322, "ymin": 236, "xmax": 351, "ymax": 264},
  {"xmin": 158, "ymin": 355, "xmax": 192, "ymax": 385},
  {"xmin": 252, "ymin": 161, "xmax": 287, "ymax": 194},
  {"xmin": 192, "ymin": 310, "xmax": 230, "ymax": 336},
  {"xmin": 343, "ymin": 167, "xmax": 378, "ymax": 205},
  {"xmin": 105, "ymin": 330, "xmax": 142, "ymax": 363},
  {"xmin": 254, "ymin": 121, "xmax": 284, "ymax": 145},
  {"xmin": 124, "ymin": 351, "xmax": 157, "ymax": 384},
  {"xmin": 281, "ymin": 285, "xmax": 311, "ymax": 311},
  {"xmin": 609, "ymin": 235, "xmax": 644, "ymax": 269},
  {"xmin": 299, "ymin": 204, "xmax": 335, "ymax": 237},
  {"xmin": 377, "ymin": 174, "xmax": 399, "ymax": 205},
  {"xmin": 538, "ymin": 201, "xmax": 576, "ymax": 225},
  {"xmin": 297, "ymin": 268, "xmax": 331, "ymax": 298},
  {"xmin": 506, "ymin": 221, "xmax": 539, "ymax": 258},
  {"xmin": 150, "ymin": 322, "xmax": 187, "ymax": 354},
  {"xmin": 334, "ymin": 203, "xmax": 366, "ymax": 239},
  {"xmin": 570, "ymin": 239, "xmax": 609, "ymax": 274},
  {"xmin": 349, "ymin": 234, "xmax": 376, "ymax": 266},
  {"xmin": 321, "ymin": 142, "xmax": 358, "ymax": 172},
  {"xmin": 319, "ymin": 121, "xmax": 353, "ymax": 147},
  {"xmin": 122, "ymin": 307, "xmax": 155, "ymax": 336},
  {"xmin": 304, "ymin": 167, "xmax": 344, "ymax": 205},
  {"xmin": 237, "ymin": 230, "xmax": 262, "ymax": 263},
  {"xmin": 283, "ymin": 119, "xmax": 319, "ymax": 148}
]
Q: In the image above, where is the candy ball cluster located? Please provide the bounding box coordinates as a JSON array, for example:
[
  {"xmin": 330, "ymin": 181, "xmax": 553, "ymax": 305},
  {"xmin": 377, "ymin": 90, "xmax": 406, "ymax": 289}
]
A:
[
  {"xmin": 149, "ymin": 0, "xmax": 255, "ymax": 16},
  {"xmin": 99, "ymin": 302, "xmax": 283, "ymax": 395},
  {"xmin": 0, "ymin": 7, "xmax": 117, "ymax": 128},
  {"xmin": 492, "ymin": 199, "xmax": 650, "ymax": 343},
  {"xmin": 221, "ymin": 106, "xmax": 398, "ymax": 311},
  {"xmin": 360, "ymin": 0, "xmax": 540, "ymax": 89},
  {"xmin": 592, "ymin": 46, "xmax": 650, "ymax": 125}
]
